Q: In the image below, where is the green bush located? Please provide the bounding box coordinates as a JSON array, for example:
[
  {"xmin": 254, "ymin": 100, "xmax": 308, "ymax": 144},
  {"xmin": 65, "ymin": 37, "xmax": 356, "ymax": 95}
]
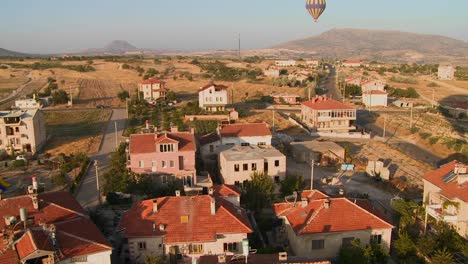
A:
[
  {"xmin": 419, "ymin": 132, "xmax": 432, "ymax": 139},
  {"xmin": 429, "ymin": 137, "xmax": 439, "ymax": 145},
  {"xmin": 12, "ymin": 159, "xmax": 26, "ymax": 168},
  {"xmin": 410, "ymin": 126, "xmax": 420, "ymax": 134}
]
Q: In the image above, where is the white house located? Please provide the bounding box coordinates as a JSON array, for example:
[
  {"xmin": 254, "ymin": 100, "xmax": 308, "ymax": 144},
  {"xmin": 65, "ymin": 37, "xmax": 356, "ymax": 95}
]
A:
[
  {"xmin": 438, "ymin": 64, "xmax": 455, "ymax": 80},
  {"xmin": 305, "ymin": 59, "xmax": 320, "ymax": 67},
  {"xmin": 345, "ymin": 78, "xmax": 362, "ymax": 86},
  {"xmin": 264, "ymin": 68, "xmax": 280, "ymax": 77},
  {"xmin": 360, "ymin": 80, "xmax": 386, "ymax": 92},
  {"xmin": 14, "ymin": 95, "xmax": 42, "ymax": 110},
  {"xmin": 118, "ymin": 188, "xmax": 252, "ymax": 263},
  {"xmin": 275, "ymin": 60, "xmax": 296, "ymax": 67},
  {"xmin": 342, "ymin": 60, "xmax": 362, "ymax": 67},
  {"xmin": 362, "ymin": 90, "xmax": 388, "ymax": 107},
  {"xmin": 138, "ymin": 78, "xmax": 168, "ymax": 102},
  {"xmin": 198, "ymin": 83, "xmax": 229, "ymax": 112}
]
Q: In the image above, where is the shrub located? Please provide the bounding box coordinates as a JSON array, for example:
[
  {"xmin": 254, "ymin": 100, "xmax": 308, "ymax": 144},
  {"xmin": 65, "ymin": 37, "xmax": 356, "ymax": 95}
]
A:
[
  {"xmin": 410, "ymin": 126, "xmax": 420, "ymax": 134},
  {"xmin": 429, "ymin": 137, "xmax": 439, "ymax": 145},
  {"xmin": 427, "ymin": 82, "xmax": 440, "ymax": 87},
  {"xmin": 419, "ymin": 132, "xmax": 432, "ymax": 139},
  {"xmin": 12, "ymin": 159, "xmax": 26, "ymax": 168}
]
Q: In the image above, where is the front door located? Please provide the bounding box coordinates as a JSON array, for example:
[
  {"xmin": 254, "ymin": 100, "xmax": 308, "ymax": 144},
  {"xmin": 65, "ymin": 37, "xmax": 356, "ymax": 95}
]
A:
[{"xmin": 169, "ymin": 246, "xmax": 180, "ymax": 264}]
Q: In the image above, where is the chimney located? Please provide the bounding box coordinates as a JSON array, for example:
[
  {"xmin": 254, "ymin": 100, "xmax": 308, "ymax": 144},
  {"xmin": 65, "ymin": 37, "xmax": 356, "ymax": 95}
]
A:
[
  {"xmin": 190, "ymin": 127, "xmax": 195, "ymax": 134},
  {"xmin": 159, "ymin": 224, "xmax": 165, "ymax": 231},
  {"xmin": 152, "ymin": 223, "xmax": 156, "ymax": 231},
  {"xmin": 20, "ymin": 208, "xmax": 27, "ymax": 229},
  {"xmin": 170, "ymin": 126, "xmax": 178, "ymax": 133},
  {"xmin": 175, "ymin": 190, "xmax": 181, "ymax": 197},
  {"xmin": 208, "ymin": 187, "xmax": 214, "ymax": 195},
  {"xmin": 217, "ymin": 255, "xmax": 226, "ymax": 263},
  {"xmin": 279, "ymin": 252, "xmax": 288, "ymax": 261},
  {"xmin": 32, "ymin": 195, "xmax": 39, "ymax": 210},
  {"xmin": 324, "ymin": 198, "xmax": 330, "ymax": 209},
  {"xmin": 145, "ymin": 120, "xmax": 150, "ymax": 130},
  {"xmin": 301, "ymin": 198, "xmax": 308, "ymax": 208},
  {"xmin": 32, "ymin": 177, "xmax": 38, "ymax": 190},
  {"xmin": 152, "ymin": 199, "xmax": 158, "ymax": 213},
  {"xmin": 210, "ymin": 197, "xmax": 216, "ymax": 215}
]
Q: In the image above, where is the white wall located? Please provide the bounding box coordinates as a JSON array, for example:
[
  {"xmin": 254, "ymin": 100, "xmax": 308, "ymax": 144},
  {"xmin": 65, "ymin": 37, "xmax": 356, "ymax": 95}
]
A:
[
  {"xmin": 221, "ymin": 136, "xmax": 271, "ymax": 146},
  {"xmin": 363, "ymin": 94, "xmax": 388, "ymax": 107},
  {"xmin": 164, "ymin": 233, "xmax": 248, "ymax": 257},
  {"xmin": 57, "ymin": 250, "xmax": 112, "ymax": 264},
  {"xmin": 199, "ymin": 86, "xmax": 228, "ymax": 110},
  {"xmin": 128, "ymin": 236, "xmax": 165, "ymax": 264}
]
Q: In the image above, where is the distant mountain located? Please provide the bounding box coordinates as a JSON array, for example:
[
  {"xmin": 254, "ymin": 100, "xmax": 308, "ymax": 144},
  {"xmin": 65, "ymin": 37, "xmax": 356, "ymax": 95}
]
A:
[
  {"xmin": 0, "ymin": 48, "xmax": 32, "ymax": 57},
  {"xmin": 81, "ymin": 40, "xmax": 140, "ymax": 55},
  {"xmin": 273, "ymin": 29, "xmax": 468, "ymax": 63}
]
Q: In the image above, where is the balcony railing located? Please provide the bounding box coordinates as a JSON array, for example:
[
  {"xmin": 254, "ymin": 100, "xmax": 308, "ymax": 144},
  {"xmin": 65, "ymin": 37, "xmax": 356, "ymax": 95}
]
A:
[{"xmin": 427, "ymin": 204, "xmax": 458, "ymax": 222}]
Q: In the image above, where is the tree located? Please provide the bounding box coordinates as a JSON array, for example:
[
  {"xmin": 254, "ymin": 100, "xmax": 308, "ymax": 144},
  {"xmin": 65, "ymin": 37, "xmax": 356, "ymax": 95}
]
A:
[
  {"xmin": 280, "ymin": 174, "xmax": 305, "ymax": 196},
  {"xmin": 337, "ymin": 240, "xmax": 367, "ymax": 264},
  {"xmin": 52, "ymin": 90, "xmax": 69, "ymax": 104},
  {"xmin": 117, "ymin": 91, "xmax": 130, "ymax": 102},
  {"xmin": 241, "ymin": 172, "xmax": 274, "ymax": 212},
  {"xmin": 145, "ymin": 255, "xmax": 169, "ymax": 264},
  {"xmin": 394, "ymin": 232, "xmax": 417, "ymax": 259},
  {"xmin": 431, "ymin": 248, "xmax": 453, "ymax": 264}
]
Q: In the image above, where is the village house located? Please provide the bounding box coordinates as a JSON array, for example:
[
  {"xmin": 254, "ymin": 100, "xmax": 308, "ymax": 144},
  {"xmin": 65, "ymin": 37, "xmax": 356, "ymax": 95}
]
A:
[
  {"xmin": 128, "ymin": 128, "xmax": 197, "ymax": 186},
  {"xmin": 272, "ymin": 93, "xmax": 301, "ymax": 105},
  {"xmin": 0, "ymin": 187, "xmax": 112, "ymax": 264},
  {"xmin": 360, "ymin": 80, "xmax": 386, "ymax": 92},
  {"xmin": 288, "ymin": 71, "xmax": 310, "ymax": 82},
  {"xmin": 14, "ymin": 95, "xmax": 43, "ymax": 110},
  {"xmin": 438, "ymin": 64, "xmax": 455, "ymax": 80},
  {"xmin": 289, "ymin": 141, "xmax": 345, "ymax": 166},
  {"xmin": 275, "ymin": 60, "xmax": 297, "ymax": 67},
  {"xmin": 423, "ymin": 161, "xmax": 468, "ymax": 238},
  {"xmin": 219, "ymin": 145, "xmax": 286, "ymax": 185},
  {"xmin": 342, "ymin": 60, "xmax": 362, "ymax": 67},
  {"xmin": 198, "ymin": 123, "xmax": 272, "ymax": 161},
  {"xmin": 301, "ymin": 96, "xmax": 357, "ymax": 133},
  {"xmin": 305, "ymin": 59, "xmax": 320, "ymax": 67},
  {"xmin": 198, "ymin": 83, "xmax": 229, "ymax": 112},
  {"xmin": 118, "ymin": 186, "xmax": 252, "ymax": 263},
  {"xmin": 0, "ymin": 109, "xmax": 46, "ymax": 154},
  {"xmin": 264, "ymin": 68, "xmax": 280, "ymax": 78},
  {"xmin": 273, "ymin": 190, "xmax": 393, "ymax": 259},
  {"xmin": 362, "ymin": 90, "xmax": 388, "ymax": 107},
  {"xmin": 344, "ymin": 77, "xmax": 361, "ymax": 86},
  {"xmin": 138, "ymin": 78, "xmax": 168, "ymax": 102}
]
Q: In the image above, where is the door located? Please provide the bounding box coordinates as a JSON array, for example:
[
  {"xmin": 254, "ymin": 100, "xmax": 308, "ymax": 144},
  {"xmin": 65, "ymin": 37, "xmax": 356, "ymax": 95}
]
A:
[
  {"xmin": 169, "ymin": 246, "xmax": 180, "ymax": 264},
  {"xmin": 179, "ymin": 156, "xmax": 184, "ymax": 170},
  {"xmin": 264, "ymin": 161, "xmax": 268, "ymax": 174}
]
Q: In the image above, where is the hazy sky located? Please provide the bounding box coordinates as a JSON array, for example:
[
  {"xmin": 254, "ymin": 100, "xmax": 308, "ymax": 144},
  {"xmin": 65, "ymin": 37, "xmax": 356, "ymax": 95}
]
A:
[{"xmin": 1, "ymin": 0, "xmax": 467, "ymax": 54}]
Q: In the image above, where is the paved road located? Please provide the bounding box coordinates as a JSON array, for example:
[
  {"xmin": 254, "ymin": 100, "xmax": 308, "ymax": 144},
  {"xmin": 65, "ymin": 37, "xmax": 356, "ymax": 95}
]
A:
[
  {"xmin": 324, "ymin": 65, "xmax": 343, "ymax": 101},
  {"xmin": 76, "ymin": 108, "xmax": 127, "ymax": 208}
]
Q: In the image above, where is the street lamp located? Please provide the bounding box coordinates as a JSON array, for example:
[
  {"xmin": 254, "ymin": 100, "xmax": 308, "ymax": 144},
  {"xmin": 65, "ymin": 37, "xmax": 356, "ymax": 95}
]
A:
[{"xmin": 94, "ymin": 160, "xmax": 101, "ymax": 205}]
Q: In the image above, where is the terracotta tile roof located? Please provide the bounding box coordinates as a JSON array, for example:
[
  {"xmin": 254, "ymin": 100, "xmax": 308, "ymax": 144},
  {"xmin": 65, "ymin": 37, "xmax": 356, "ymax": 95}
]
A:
[
  {"xmin": 119, "ymin": 195, "xmax": 252, "ymax": 243},
  {"xmin": 423, "ymin": 161, "xmax": 468, "ymax": 202},
  {"xmin": 130, "ymin": 132, "xmax": 196, "ymax": 154},
  {"xmin": 199, "ymin": 254, "xmax": 331, "ymax": 264},
  {"xmin": 213, "ymin": 185, "xmax": 240, "ymax": 197},
  {"xmin": 302, "ymin": 96, "xmax": 355, "ymax": 110},
  {"xmin": 141, "ymin": 78, "xmax": 164, "ymax": 85},
  {"xmin": 199, "ymin": 82, "xmax": 228, "ymax": 92},
  {"xmin": 0, "ymin": 192, "xmax": 111, "ymax": 263},
  {"xmin": 197, "ymin": 132, "xmax": 220, "ymax": 146},
  {"xmin": 363, "ymin": 90, "xmax": 387, "ymax": 95},
  {"xmin": 273, "ymin": 195, "xmax": 393, "ymax": 235},
  {"xmin": 300, "ymin": 190, "xmax": 329, "ymax": 200},
  {"xmin": 219, "ymin": 123, "xmax": 271, "ymax": 138}
]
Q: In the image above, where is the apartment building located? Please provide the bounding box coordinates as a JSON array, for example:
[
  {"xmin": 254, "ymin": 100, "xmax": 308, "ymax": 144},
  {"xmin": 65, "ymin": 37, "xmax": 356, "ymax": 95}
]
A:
[
  {"xmin": 342, "ymin": 60, "xmax": 362, "ymax": 67},
  {"xmin": 423, "ymin": 161, "xmax": 468, "ymax": 238},
  {"xmin": 305, "ymin": 59, "xmax": 320, "ymax": 67},
  {"xmin": 273, "ymin": 190, "xmax": 393, "ymax": 259},
  {"xmin": 138, "ymin": 78, "xmax": 168, "ymax": 102},
  {"xmin": 128, "ymin": 129, "xmax": 197, "ymax": 185},
  {"xmin": 438, "ymin": 64, "xmax": 455, "ymax": 80},
  {"xmin": 275, "ymin": 60, "xmax": 297, "ymax": 67},
  {"xmin": 219, "ymin": 145, "xmax": 286, "ymax": 185},
  {"xmin": 0, "ymin": 189, "xmax": 112, "ymax": 264},
  {"xmin": 198, "ymin": 83, "xmax": 228, "ymax": 112},
  {"xmin": 301, "ymin": 96, "xmax": 357, "ymax": 133},
  {"xmin": 362, "ymin": 90, "xmax": 388, "ymax": 107},
  {"xmin": 272, "ymin": 93, "xmax": 301, "ymax": 105},
  {"xmin": 118, "ymin": 188, "xmax": 252, "ymax": 263},
  {"xmin": 0, "ymin": 109, "xmax": 46, "ymax": 154}
]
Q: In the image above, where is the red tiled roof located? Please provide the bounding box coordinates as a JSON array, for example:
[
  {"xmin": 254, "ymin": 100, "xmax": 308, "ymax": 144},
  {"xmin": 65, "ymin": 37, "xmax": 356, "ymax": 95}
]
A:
[
  {"xmin": 0, "ymin": 192, "xmax": 111, "ymax": 263},
  {"xmin": 119, "ymin": 195, "xmax": 252, "ymax": 243},
  {"xmin": 273, "ymin": 196, "xmax": 393, "ymax": 235},
  {"xmin": 199, "ymin": 254, "xmax": 331, "ymax": 264},
  {"xmin": 130, "ymin": 132, "xmax": 196, "ymax": 154},
  {"xmin": 219, "ymin": 123, "xmax": 271, "ymax": 138},
  {"xmin": 300, "ymin": 190, "xmax": 329, "ymax": 200},
  {"xmin": 423, "ymin": 161, "xmax": 468, "ymax": 202},
  {"xmin": 141, "ymin": 78, "xmax": 164, "ymax": 85},
  {"xmin": 213, "ymin": 185, "xmax": 240, "ymax": 197},
  {"xmin": 197, "ymin": 132, "xmax": 220, "ymax": 146},
  {"xmin": 199, "ymin": 83, "xmax": 228, "ymax": 92},
  {"xmin": 363, "ymin": 90, "xmax": 387, "ymax": 95},
  {"xmin": 302, "ymin": 96, "xmax": 355, "ymax": 110}
]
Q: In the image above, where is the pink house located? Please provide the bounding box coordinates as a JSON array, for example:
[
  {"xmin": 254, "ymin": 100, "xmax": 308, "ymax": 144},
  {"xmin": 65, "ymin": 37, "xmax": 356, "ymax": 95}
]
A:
[{"xmin": 128, "ymin": 130, "xmax": 197, "ymax": 185}]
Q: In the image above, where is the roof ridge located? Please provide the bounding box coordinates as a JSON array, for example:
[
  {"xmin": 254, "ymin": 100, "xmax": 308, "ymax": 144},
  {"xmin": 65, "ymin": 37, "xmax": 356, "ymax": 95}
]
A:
[
  {"xmin": 216, "ymin": 200, "xmax": 252, "ymax": 233},
  {"xmin": 298, "ymin": 202, "xmax": 325, "ymax": 234},
  {"xmin": 341, "ymin": 198, "xmax": 393, "ymax": 228},
  {"xmin": 58, "ymin": 230, "xmax": 112, "ymax": 251},
  {"xmin": 44, "ymin": 201, "xmax": 87, "ymax": 218}
]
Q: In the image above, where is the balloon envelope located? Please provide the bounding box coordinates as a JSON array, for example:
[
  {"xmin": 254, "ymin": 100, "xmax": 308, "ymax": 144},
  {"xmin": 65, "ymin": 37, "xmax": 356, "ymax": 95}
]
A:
[{"xmin": 305, "ymin": 0, "xmax": 327, "ymax": 22}]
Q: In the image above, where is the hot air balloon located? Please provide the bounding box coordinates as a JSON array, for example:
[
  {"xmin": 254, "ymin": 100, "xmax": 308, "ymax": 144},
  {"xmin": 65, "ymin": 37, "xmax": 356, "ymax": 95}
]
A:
[{"xmin": 305, "ymin": 0, "xmax": 327, "ymax": 22}]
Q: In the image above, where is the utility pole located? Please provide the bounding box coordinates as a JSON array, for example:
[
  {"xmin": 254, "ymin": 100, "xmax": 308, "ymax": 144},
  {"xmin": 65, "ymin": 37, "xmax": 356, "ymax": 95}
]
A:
[
  {"xmin": 69, "ymin": 86, "xmax": 73, "ymax": 106},
  {"xmin": 126, "ymin": 98, "xmax": 129, "ymax": 119},
  {"xmin": 383, "ymin": 115, "xmax": 387, "ymax": 138},
  {"xmin": 410, "ymin": 106, "xmax": 413, "ymax": 128},
  {"xmin": 238, "ymin": 33, "xmax": 241, "ymax": 59},
  {"xmin": 272, "ymin": 110, "xmax": 275, "ymax": 131},
  {"xmin": 432, "ymin": 88, "xmax": 435, "ymax": 108},
  {"xmin": 114, "ymin": 121, "xmax": 118, "ymax": 148},
  {"xmin": 310, "ymin": 160, "xmax": 315, "ymax": 190},
  {"xmin": 95, "ymin": 160, "xmax": 101, "ymax": 205}
]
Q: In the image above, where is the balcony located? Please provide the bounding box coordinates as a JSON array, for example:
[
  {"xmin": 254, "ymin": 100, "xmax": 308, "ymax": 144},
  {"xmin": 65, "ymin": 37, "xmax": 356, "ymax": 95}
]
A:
[{"xmin": 427, "ymin": 204, "xmax": 458, "ymax": 222}]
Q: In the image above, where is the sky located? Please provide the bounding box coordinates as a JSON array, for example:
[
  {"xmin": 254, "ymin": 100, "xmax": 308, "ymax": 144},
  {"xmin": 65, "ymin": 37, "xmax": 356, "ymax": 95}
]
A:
[{"xmin": 1, "ymin": 0, "xmax": 467, "ymax": 54}]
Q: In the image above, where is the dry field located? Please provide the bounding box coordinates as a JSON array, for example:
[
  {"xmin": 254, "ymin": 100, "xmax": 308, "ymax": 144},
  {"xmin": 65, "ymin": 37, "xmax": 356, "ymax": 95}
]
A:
[
  {"xmin": 44, "ymin": 109, "xmax": 112, "ymax": 155},
  {"xmin": 0, "ymin": 68, "xmax": 29, "ymax": 99}
]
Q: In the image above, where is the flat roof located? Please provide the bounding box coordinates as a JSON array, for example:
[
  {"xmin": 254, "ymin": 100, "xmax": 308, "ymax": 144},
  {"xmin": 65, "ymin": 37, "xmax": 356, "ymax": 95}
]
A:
[
  {"xmin": 220, "ymin": 145, "xmax": 284, "ymax": 161},
  {"xmin": 290, "ymin": 141, "xmax": 344, "ymax": 153}
]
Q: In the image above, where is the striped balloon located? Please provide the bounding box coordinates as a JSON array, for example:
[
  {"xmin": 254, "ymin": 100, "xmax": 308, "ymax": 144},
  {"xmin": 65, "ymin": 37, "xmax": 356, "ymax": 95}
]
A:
[{"xmin": 305, "ymin": 0, "xmax": 327, "ymax": 22}]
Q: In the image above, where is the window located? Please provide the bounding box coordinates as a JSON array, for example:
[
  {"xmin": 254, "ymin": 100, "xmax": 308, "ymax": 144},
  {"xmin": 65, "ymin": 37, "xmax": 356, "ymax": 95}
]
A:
[
  {"xmin": 160, "ymin": 144, "xmax": 174, "ymax": 153},
  {"xmin": 258, "ymin": 142, "xmax": 266, "ymax": 146},
  {"xmin": 241, "ymin": 143, "xmax": 250, "ymax": 146},
  {"xmin": 243, "ymin": 164, "xmax": 248, "ymax": 171},
  {"xmin": 162, "ymin": 160, "xmax": 167, "ymax": 168},
  {"xmin": 275, "ymin": 160, "xmax": 280, "ymax": 167},
  {"xmin": 252, "ymin": 163, "xmax": 257, "ymax": 171},
  {"xmin": 189, "ymin": 244, "xmax": 203, "ymax": 254},
  {"xmin": 342, "ymin": 237, "xmax": 355, "ymax": 247},
  {"xmin": 234, "ymin": 164, "xmax": 239, "ymax": 172},
  {"xmin": 138, "ymin": 242, "xmax": 147, "ymax": 251},
  {"xmin": 70, "ymin": 256, "xmax": 88, "ymax": 262},
  {"xmin": 234, "ymin": 181, "xmax": 240, "ymax": 186},
  {"xmin": 15, "ymin": 127, "xmax": 19, "ymax": 133},
  {"xmin": 370, "ymin": 234, "xmax": 382, "ymax": 244},
  {"xmin": 209, "ymin": 145, "xmax": 214, "ymax": 153},
  {"xmin": 170, "ymin": 160, "xmax": 175, "ymax": 168},
  {"xmin": 152, "ymin": 161, "xmax": 157, "ymax": 168},
  {"xmin": 139, "ymin": 161, "xmax": 144, "ymax": 168},
  {"xmin": 224, "ymin": 242, "xmax": 238, "ymax": 253},
  {"xmin": 312, "ymin": 239, "xmax": 325, "ymax": 250},
  {"xmin": 275, "ymin": 176, "xmax": 280, "ymax": 183},
  {"xmin": 161, "ymin": 175, "xmax": 168, "ymax": 184}
]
